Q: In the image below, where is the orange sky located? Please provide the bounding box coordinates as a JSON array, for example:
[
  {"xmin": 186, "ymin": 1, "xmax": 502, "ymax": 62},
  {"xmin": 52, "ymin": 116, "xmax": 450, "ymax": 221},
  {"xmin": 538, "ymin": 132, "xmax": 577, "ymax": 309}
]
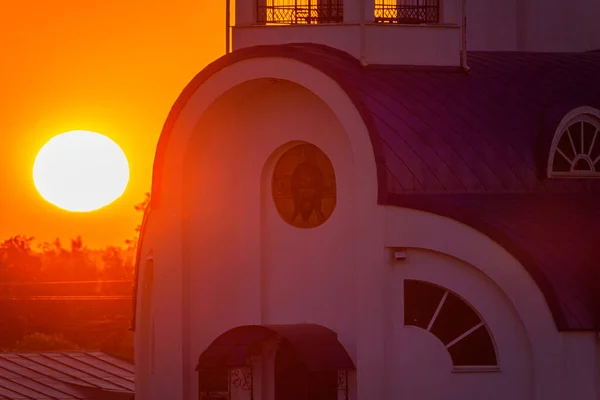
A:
[{"xmin": 1, "ymin": 0, "xmax": 224, "ymax": 248}]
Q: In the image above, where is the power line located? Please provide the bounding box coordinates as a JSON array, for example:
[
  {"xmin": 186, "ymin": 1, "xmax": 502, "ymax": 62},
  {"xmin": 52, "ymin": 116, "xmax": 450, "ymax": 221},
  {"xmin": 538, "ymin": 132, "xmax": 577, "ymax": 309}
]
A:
[
  {"xmin": 0, "ymin": 280, "xmax": 132, "ymax": 286},
  {"xmin": 0, "ymin": 295, "xmax": 132, "ymax": 300}
]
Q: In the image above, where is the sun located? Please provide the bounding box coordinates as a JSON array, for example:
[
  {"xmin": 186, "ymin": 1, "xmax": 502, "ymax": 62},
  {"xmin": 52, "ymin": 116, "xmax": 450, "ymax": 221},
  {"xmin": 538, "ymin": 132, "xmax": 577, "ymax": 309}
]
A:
[{"xmin": 33, "ymin": 130, "xmax": 130, "ymax": 212}]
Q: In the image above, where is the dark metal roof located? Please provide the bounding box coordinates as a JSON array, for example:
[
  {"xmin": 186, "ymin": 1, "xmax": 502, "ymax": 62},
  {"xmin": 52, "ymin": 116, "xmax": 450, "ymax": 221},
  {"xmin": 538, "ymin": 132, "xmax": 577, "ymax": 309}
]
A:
[
  {"xmin": 196, "ymin": 324, "xmax": 355, "ymax": 372},
  {"xmin": 0, "ymin": 351, "xmax": 134, "ymax": 399},
  {"xmin": 391, "ymin": 193, "xmax": 600, "ymax": 330},
  {"xmin": 152, "ymin": 44, "xmax": 600, "ymax": 201},
  {"xmin": 144, "ymin": 43, "xmax": 600, "ymax": 331}
]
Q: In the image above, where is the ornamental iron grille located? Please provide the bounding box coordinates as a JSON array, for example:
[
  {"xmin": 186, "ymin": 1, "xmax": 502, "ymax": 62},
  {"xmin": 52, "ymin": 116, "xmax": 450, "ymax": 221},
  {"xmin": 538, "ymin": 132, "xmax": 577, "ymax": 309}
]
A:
[
  {"xmin": 198, "ymin": 367, "xmax": 253, "ymax": 400},
  {"xmin": 374, "ymin": 0, "xmax": 440, "ymax": 24},
  {"xmin": 230, "ymin": 367, "xmax": 253, "ymax": 392},
  {"xmin": 257, "ymin": 0, "xmax": 343, "ymax": 24},
  {"xmin": 337, "ymin": 370, "xmax": 350, "ymax": 400}
]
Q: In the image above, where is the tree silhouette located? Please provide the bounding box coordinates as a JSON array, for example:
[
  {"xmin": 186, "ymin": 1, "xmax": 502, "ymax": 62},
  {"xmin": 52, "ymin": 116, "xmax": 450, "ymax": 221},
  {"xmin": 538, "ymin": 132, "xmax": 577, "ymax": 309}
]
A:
[
  {"xmin": 0, "ymin": 235, "xmax": 41, "ymax": 285},
  {"xmin": 4, "ymin": 333, "xmax": 81, "ymax": 352},
  {"xmin": 125, "ymin": 192, "xmax": 150, "ymax": 249},
  {"xmin": 0, "ymin": 195, "xmax": 147, "ymax": 360}
]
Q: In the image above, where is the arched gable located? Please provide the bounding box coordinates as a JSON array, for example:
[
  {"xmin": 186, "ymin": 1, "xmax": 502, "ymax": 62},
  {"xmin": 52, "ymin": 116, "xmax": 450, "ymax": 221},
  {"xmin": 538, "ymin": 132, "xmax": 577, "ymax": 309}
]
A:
[
  {"xmin": 383, "ymin": 206, "xmax": 564, "ymax": 400},
  {"xmin": 389, "ymin": 193, "xmax": 600, "ymax": 331},
  {"xmin": 145, "ymin": 43, "xmax": 600, "ymax": 333},
  {"xmin": 150, "ymin": 44, "xmax": 383, "ymax": 209}
]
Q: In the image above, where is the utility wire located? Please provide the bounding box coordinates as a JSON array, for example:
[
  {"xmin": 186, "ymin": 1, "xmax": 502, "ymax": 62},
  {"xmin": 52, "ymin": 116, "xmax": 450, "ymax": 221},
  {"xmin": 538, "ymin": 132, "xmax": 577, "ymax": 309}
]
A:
[
  {"xmin": 0, "ymin": 280, "xmax": 132, "ymax": 286},
  {"xmin": 0, "ymin": 295, "xmax": 131, "ymax": 300}
]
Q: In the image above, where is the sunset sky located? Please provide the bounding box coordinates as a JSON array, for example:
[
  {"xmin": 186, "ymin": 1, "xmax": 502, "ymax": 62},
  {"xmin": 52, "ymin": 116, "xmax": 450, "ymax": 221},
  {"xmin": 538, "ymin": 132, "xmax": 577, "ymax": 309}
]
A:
[{"xmin": 1, "ymin": 1, "xmax": 224, "ymax": 248}]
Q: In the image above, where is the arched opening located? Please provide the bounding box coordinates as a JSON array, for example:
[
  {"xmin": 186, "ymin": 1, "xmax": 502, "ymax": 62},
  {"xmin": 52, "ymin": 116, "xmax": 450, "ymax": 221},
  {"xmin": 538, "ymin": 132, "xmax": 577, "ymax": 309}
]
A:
[
  {"xmin": 274, "ymin": 340, "xmax": 306, "ymax": 400},
  {"xmin": 196, "ymin": 324, "xmax": 354, "ymax": 400},
  {"xmin": 547, "ymin": 108, "xmax": 600, "ymax": 178},
  {"xmin": 403, "ymin": 279, "xmax": 498, "ymax": 368},
  {"xmin": 274, "ymin": 340, "xmax": 339, "ymax": 400}
]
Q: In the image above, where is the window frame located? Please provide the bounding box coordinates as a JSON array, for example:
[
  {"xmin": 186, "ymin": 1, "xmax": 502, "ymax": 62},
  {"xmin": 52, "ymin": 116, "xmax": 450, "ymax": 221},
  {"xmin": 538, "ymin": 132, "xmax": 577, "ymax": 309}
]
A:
[
  {"xmin": 547, "ymin": 106, "xmax": 600, "ymax": 179},
  {"xmin": 403, "ymin": 279, "xmax": 500, "ymax": 372},
  {"xmin": 374, "ymin": 0, "xmax": 441, "ymax": 24},
  {"xmin": 256, "ymin": 0, "xmax": 344, "ymax": 24}
]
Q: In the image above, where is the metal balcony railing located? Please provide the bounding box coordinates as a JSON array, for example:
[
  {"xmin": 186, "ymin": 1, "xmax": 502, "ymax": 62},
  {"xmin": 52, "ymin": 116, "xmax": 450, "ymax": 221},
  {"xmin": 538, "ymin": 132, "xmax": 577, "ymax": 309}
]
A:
[
  {"xmin": 257, "ymin": 0, "xmax": 343, "ymax": 24},
  {"xmin": 374, "ymin": 0, "xmax": 439, "ymax": 24}
]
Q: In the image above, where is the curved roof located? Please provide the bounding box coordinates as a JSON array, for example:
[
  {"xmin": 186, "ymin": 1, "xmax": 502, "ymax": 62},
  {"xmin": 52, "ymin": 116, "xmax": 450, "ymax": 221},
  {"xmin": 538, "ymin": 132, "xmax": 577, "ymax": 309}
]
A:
[
  {"xmin": 152, "ymin": 43, "xmax": 600, "ymax": 201},
  {"xmin": 148, "ymin": 43, "xmax": 600, "ymax": 330},
  {"xmin": 196, "ymin": 324, "xmax": 355, "ymax": 372},
  {"xmin": 393, "ymin": 193, "xmax": 600, "ymax": 330}
]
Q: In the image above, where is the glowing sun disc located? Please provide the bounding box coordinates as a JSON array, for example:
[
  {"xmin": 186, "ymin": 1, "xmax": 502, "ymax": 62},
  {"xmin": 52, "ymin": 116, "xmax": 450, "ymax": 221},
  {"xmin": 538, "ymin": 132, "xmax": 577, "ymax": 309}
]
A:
[{"xmin": 33, "ymin": 130, "xmax": 130, "ymax": 212}]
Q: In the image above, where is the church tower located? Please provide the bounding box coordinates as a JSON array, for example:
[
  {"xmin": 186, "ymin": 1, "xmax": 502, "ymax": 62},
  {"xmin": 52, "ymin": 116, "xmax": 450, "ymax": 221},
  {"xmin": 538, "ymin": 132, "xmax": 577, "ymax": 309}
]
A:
[
  {"xmin": 134, "ymin": 0, "xmax": 600, "ymax": 398},
  {"xmin": 229, "ymin": 0, "xmax": 466, "ymax": 67},
  {"xmin": 228, "ymin": 0, "xmax": 600, "ymax": 60}
]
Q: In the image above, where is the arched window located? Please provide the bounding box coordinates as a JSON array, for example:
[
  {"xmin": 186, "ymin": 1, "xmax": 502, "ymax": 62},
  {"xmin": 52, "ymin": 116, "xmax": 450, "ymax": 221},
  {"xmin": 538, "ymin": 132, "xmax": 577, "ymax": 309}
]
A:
[
  {"xmin": 548, "ymin": 108, "xmax": 600, "ymax": 178},
  {"xmin": 403, "ymin": 280, "xmax": 498, "ymax": 368},
  {"xmin": 375, "ymin": 0, "xmax": 440, "ymax": 24},
  {"xmin": 257, "ymin": 0, "xmax": 343, "ymax": 24}
]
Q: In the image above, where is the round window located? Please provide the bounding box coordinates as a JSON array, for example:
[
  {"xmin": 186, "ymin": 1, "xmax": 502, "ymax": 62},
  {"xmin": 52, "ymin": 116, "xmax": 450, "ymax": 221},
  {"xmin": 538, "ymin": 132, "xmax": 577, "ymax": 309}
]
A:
[{"xmin": 272, "ymin": 143, "xmax": 336, "ymax": 228}]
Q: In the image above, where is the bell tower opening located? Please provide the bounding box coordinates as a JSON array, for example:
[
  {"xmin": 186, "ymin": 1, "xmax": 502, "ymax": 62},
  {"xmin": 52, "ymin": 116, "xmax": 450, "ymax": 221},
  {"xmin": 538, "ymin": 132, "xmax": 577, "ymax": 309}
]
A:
[{"xmin": 274, "ymin": 341, "xmax": 338, "ymax": 400}]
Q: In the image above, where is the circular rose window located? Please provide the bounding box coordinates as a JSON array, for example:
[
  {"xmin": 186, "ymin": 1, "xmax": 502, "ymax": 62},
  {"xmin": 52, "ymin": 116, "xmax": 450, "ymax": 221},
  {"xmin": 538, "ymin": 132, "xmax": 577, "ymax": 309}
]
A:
[{"xmin": 272, "ymin": 143, "xmax": 337, "ymax": 228}]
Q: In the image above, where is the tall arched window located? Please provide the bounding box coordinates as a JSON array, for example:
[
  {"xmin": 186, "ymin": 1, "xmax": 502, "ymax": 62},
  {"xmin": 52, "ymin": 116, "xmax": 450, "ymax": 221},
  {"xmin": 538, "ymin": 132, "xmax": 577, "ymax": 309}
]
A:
[
  {"xmin": 548, "ymin": 108, "xmax": 600, "ymax": 178},
  {"xmin": 404, "ymin": 280, "xmax": 498, "ymax": 368}
]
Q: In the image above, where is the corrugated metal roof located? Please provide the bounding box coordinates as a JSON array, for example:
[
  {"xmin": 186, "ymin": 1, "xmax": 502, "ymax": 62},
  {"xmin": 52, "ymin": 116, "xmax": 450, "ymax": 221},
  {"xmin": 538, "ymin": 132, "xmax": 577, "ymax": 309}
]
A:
[
  {"xmin": 140, "ymin": 43, "xmax": 600, "ymax": 332},
  {"xmin": 0, "ymin": 351, "xmax": 134, "ymax": 399}
]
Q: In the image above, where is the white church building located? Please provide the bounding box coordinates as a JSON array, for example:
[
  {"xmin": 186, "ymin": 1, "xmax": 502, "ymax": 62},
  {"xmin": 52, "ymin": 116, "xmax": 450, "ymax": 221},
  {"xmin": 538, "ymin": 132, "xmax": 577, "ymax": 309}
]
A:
[{"xmin": 132, "ymin": 0, "xmax": 600, "ymax": 398}]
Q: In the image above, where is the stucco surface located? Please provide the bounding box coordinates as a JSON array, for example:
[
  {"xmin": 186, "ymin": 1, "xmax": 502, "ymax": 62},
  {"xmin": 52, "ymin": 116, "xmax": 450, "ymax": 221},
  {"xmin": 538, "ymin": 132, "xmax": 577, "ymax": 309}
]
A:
[
  {"xmin": 152, "ymin": 44, "xmax": 600, "ymax": 200},
  {"xmin": 147, "ymin": 43, "xmax": 600, "ymax": 331}
]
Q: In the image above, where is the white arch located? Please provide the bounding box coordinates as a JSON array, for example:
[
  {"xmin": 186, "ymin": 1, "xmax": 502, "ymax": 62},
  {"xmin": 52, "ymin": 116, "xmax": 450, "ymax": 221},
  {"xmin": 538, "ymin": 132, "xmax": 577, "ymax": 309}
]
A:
[
  {"xmin": 383, "ymin": 206, "xmax": 566, "ymax": 400},
  {"xmin": 152, "ymin": 56, "xmax": 382, "ymax": 399},
  {"xmin": 157, "ymin": 57, "xmax": 378, "ymax": 212}
]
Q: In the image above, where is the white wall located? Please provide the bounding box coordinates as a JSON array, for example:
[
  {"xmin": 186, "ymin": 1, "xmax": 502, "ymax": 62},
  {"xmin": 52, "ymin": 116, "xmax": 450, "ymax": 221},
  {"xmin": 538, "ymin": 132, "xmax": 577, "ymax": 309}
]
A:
[
  {"xmin": 180, "ymin": 77, "xmax": 387, "ymax": 399},
  {"xmin": 140, "ymin": 57, "xmax": 381, "ymax": 400},
  {"xmin": 181, "ymin": 76, "xmax": 353, "ymax": 352},
  {"xmin": 232, "ymin": 23, "xmax": 461, "ymax": 66},
  {"xmin": 135, "ymin": 56, "xmax": 597, "ymax": 400},
  {"xmin": 597, "ymin": 336, "xmax": 600, "ymax": 399},
  {"xmin": 465, "ymin": 0, "xmax": 519, "ymax": 50},
  {"xmin": 134, "ymin": 210, "xmax": 186, "ymax": 400},
  {"xmin": 562, "ymin": 332, "xmax": 598, "ymax": 399},
  {"xmin": 387, "ymin": 248, "xmax": 533, "ymax": 400},
  {"xmin": 233, "ymin": 0, "xmax": 600, "ymax": 59},
  {"xmin": 465, "ymin": 0, "xmax": 600, "ymax": 51},
  {"xmin": 232, "ymin": 24, "xmax": 362, "ymax": 59},
  {"xmin": 521, "ymin": 0, "xmax": 600, "ymax": 51},
  {"xmin": 382, "ymin": 206, "xmax": 568, "ymax": 400}
]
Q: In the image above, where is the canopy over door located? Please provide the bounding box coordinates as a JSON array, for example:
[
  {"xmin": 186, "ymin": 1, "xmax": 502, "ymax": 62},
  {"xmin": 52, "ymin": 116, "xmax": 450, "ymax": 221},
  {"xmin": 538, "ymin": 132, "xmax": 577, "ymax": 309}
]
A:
[{"xmin": 196, "ymin": 323, "xmax": 355, "ymax": 372}]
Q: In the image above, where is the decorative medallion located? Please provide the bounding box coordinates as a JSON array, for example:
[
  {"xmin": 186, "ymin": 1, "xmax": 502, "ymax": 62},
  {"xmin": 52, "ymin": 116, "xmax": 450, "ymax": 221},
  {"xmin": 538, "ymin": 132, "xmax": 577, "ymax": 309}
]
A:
[{"xmin": 272, "ymin": 143, "xmax": 336, "ymax": 228}]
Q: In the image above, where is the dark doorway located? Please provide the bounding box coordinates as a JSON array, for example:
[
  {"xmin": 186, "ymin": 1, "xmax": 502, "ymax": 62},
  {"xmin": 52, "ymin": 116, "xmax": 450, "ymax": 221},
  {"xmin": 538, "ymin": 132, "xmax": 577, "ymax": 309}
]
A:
[{"xmin": 274, "ymin": 341, "xmax": 337, "ymax": 400}]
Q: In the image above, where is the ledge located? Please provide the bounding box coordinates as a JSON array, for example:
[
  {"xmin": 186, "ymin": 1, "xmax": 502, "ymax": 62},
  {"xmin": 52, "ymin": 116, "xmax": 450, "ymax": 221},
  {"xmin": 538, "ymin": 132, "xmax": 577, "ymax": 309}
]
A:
[{"xmin": 232, "ymin": 23, "xmax": 461, "ymax": 66}]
